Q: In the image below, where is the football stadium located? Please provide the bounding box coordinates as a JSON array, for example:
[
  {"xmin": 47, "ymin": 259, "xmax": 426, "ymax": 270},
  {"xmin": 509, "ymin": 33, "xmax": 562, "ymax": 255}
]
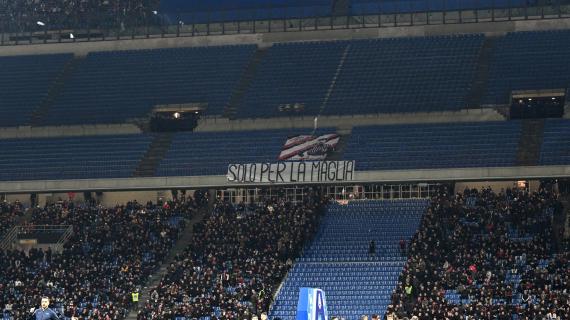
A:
[{"xmin": 1, "ymin": 0, "xmax": 570, "ymax": 319}]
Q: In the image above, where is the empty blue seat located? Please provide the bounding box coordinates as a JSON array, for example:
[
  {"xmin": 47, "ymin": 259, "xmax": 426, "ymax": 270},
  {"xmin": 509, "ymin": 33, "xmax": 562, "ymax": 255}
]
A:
[{"xmin": 269, "ymin": 200, "xmax": 428, "ymax": 319}]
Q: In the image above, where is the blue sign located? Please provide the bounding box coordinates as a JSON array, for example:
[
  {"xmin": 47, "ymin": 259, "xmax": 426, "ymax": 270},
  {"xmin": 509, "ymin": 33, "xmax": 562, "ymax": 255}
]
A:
[{"xmin": 296, "ymin": 288, "xmax": 328, "ymax": 320}]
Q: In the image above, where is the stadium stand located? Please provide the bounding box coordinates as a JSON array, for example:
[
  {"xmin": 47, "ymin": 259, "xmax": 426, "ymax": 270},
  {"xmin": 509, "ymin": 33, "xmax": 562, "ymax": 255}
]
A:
[
  {"xmin": 238, "ymin": 35, "xmax": 483, "ymax": 118},
  {"xmin": 156, "ymin": 128, "xmax": 333, "ymax": 176},
  {"xmin": 484, "ymin": 30, "xmax": 570, "ymax": 105},
  {"xmin": 0, "ymin": 0, "xmax": 160, "ymax": 32},
  {"xmin": 43, "ymin": 45, "xmax": 256, "ymax": 125},
  {"xmin": 350, "ymin": 0, "xmax": 532, "ymax": 15},
  {"xmin": 0, "ymin": 54, "xmax": 72, "ymax": 127},
  {"xmin": 136, "ymin": 191, "xmax": 326, "ymax": 319},
  {"xmin": 3, "ymin": 31, "xmax": 569, "ymax": 125},
  {"xmin": 0, "ymin": 201, "xmax": 24, "ymax": 241},
  {"xmin": 237, "ymin": 42, "xmax": 347, "ymax": 119},
  {"xmin": 1, "ymin": 3, "xmax": 570, "ymax": 319},
  {"xmin": 540, "ymin": 119, "xmax": 570, "ymax": 166},
  {"xmin": 270, "ymin": 199, "xmax": 428, "ymax": 319},
  {"xmin": 0, "ymin": 134, "xmax": 152, "ymax": 181},
  {"xmin": 324, "ymin": 35, "xmax": 484, "ymax": 115},
  {"xmin": 167, "ymin": 0, "xmax": 332, "ymax": 24},
  {"xmin": 343, "ymin": 121, "xmax": 522, "ymax": 171},
  {"xmin": 389, "ymin": 187, "xmax": 569, "ymax": 319},
  {"xmin": 0, "ymin": 0, "xmax": 560, "ymax": 33},
  {"xmin": 0, "ymin": 198, "xmax": 199, "ymax": 320}
]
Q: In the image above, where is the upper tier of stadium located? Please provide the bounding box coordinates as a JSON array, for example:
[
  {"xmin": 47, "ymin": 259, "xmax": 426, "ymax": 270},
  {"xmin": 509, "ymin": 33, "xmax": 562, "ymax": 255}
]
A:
[
  {"xmin": 1, "ymin": 0, "xmax": 568, "ymax": 34},
  {"xmin": 1, "ymin": 29, "xmax": 570, "ymax": 127},
  {"xmin": 0, "ymin": 13, "xmax": 569, "ymax": 192}
]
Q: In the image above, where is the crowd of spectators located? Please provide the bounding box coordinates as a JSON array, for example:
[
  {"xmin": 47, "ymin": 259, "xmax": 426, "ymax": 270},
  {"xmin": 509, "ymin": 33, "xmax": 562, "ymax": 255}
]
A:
[
  {"xmin": 136, "ymin": 188, "xmax": 327, "ymax": 319},
  {"xmin": 388, "ymin": 187, "xmax": 569, "ymax": 320},
  {"xmin": 1, "ymin": 195, "xmax": 202, "ymax": 320},
  {"xmin": 0, "ymin": 0, "xmax": 161, "ymax": 33},
  {"xmin": 0, "ymin": 200, "xmax": 24, "ymax": 240}
]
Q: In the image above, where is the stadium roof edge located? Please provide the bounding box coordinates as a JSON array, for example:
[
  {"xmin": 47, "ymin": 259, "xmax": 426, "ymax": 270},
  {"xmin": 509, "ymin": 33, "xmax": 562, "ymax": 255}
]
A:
[
  {"xmin": 2, "ymin": 17, "xmax": 570, "ymax": 57},
  {"xmin": 0, "ymin": 165, "xmax": 568, "ymax": 194}
]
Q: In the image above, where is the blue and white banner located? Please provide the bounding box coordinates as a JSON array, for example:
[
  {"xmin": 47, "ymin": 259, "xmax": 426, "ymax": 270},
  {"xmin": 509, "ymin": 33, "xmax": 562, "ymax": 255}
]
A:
[{"xmin": 296, "ymin": 288, "xmax": 328, "ymax": 320}]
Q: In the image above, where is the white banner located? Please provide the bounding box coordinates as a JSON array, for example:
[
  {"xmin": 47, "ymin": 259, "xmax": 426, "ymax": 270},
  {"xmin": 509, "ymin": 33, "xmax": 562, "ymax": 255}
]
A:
[{"xmin": 227, "ymin": 161, "xmax": 355, "ymax": 184}]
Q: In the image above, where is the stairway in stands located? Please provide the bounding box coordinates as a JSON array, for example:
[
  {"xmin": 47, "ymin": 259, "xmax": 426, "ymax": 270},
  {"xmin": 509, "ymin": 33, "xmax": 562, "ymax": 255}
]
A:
[
  {"xmin": 132, "ymin": 133, "xmax": 174, "ymax": 177},
  {"xmin": 270, "ymin": 200, "xmax": 428, "ymax": 319},
  {"xmin": 223, "ymin": 47, "xmax": 269, "ymax": 119},
  {"xmin": 124, "ymin": 206, "xmax": 208, "ymax": 320},
  {"xmin": 30, "ymin": 56, "xmax": 84, "ymax": 126},
  {"xmin": 319, "ymin": 44, "xmax": 350, "ymax": 116},
  {"xmin": 466, "ymin": 36, "xmax": 497, "ymax": 108},
  {"xmin": 516, "ymin": 119, "xmax": 545, "ymax": 166}
]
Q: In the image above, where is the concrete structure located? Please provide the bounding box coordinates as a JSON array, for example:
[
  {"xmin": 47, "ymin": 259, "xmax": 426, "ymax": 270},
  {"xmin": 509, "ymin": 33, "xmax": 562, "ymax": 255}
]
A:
[
  {"xmin": 0, "ymin": 165, "xmax": 568, "ymax": 194},
  {"xmin": 1, "ymin": 17, "xmax": 570, "ymax": 58}
]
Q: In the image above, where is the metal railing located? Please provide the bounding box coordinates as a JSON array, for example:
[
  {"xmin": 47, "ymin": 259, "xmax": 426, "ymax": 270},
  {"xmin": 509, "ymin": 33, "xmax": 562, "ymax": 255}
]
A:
[
  {"xmin": 5, "ymin": 225, "xmax": 74, "ymax": 251},
  {"xmin": 0, "ymin": 226, "xmax": 19, "ymax": 251},
  {"xmin": 2, "ymin": 3, "xmax": 570, "ymax": 46}
]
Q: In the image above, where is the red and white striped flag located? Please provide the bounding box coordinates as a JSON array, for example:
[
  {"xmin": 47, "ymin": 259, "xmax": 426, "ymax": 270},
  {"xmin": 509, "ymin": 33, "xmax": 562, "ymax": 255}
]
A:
[{"xmin": 278, "ymin": 133, "xmax": 340, "ymax": 160}]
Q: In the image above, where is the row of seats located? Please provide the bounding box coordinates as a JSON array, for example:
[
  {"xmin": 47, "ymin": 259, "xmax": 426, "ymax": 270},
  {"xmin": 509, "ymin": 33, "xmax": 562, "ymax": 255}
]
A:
[
  {"xmin": 343, "ymin": 121, "xmax": 522, "ymax": 171},
  {"xmin": 0, "ymin": 54, "xmax": 72, "ymax": 127},
  {"xmin": 269, "ymin": 200, "xmax": 428, "ymax": 319},
  {"xmin": 539, "ymin": 119, "xmax": 570, "ymax": 166},
  {"xmin": 0, "ymin": 119, "xmax": 567, "ymax": 181},
  {"xmin": 44, "ymin": 46, "xmax": 256, "ymax": 125},
  {"xmin": 324, "ymin": 34, "xmax": 484, "ymax": 115},
  {"xmin": 352, "ymin": 0, "xmax": 532, "ymax": 15},
  {"xmin": 161, "ymin": 0, "xmax": 331, "ymax": 23},
  {"xmin": 1, "ymin": 31, "xmax": 569, "ymax": 125},
  {"xmin": 162, "ymin": 0, "xmax": 536, "ymax": 24},
  {"xmin": 0, "ymin": 134, "xmax": 151, "ymax": 181},
  {"xmin": 484, "ymin": 30, "xmax": 570, "ymax": 105},
  {"xmin": 156, "ymin": 128, "xmax": 306, "ymax": 176}
]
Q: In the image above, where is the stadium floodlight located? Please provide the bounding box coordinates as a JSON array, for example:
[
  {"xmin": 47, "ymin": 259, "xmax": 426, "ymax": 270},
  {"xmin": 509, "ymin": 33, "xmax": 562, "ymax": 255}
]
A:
[
  {"xmin": 173, "ymin": 112, "xmax": 181, "ymax": 119},
  {"xmin": 70, "ymin": 33, "xmax": 75, "ymax": 39},
  {"xmin": 37, "ymin": 21, "xmax": 45, "ymax": 26},
  {"xmin": 152, "ymin": 10, "xmax": 158, "ymax": 15}
]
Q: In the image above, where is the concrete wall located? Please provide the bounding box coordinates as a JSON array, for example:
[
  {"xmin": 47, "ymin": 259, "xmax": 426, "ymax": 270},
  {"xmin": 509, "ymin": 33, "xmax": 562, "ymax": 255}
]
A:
[
  {"xmin": 196, "ymin": 108, "xmax": 505, "ymax": 132},
  {"xmin": 2, "ymin": 17, "xmax": 570, "ymax": 57},
  {"xmin": 0, "ymin": 34, "xmax": 263, "ymax": 57},
  {"xmin": 6, "ymin": 190, "xmax": 186, "ymax": 207},
  {"xmin": 0, "ymin": 124, "xmax": 141, "ymax": 139},
  {"xmin": 0, "ymin": 165, "xmax": 568, "ymax": 194},
  {"xmin": 0, "ymin": 109, "xmax": 504, "ymax": 139}
]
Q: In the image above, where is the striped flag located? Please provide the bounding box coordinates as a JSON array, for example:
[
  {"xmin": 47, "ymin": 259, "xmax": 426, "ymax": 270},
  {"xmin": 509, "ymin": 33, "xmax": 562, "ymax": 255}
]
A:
[{"xmin": 278, "ymin": 133, "xmax": 340, "ymax": 160}]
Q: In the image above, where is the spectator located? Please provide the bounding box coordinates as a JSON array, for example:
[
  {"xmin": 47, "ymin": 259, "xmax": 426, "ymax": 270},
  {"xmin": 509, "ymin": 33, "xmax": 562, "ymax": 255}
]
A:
[
  {"xmin": 137, "ymin": 189, "xmax": 327, "ymax": 319},
  {"xmin": 0, "ymin": 200, "xmax": 24, "ymax": 239},
  {"xmin": 0, "ymin": 0, "xmax": 161, "ymax": 33},
  {"xmin": 399, "ymin": 239, "xmax": 406, "ymax": 256},
  {"xmin": 0, "ymin": 198, "xmax": 198, "ymax": 319},
  {"xmin": 390, "ymin": 187, "xmax": 570, "ymax": 319},
  {"xmin": 369, "ymin": 240, "xmax": 376, "ymax": 257}
]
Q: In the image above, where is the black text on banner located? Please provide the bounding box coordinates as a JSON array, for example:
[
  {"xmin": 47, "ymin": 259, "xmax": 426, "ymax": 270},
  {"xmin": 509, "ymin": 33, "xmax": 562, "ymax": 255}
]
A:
[{"xmin": 226, "ymin": 161, "xmax": 355, "ymax": 183}]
